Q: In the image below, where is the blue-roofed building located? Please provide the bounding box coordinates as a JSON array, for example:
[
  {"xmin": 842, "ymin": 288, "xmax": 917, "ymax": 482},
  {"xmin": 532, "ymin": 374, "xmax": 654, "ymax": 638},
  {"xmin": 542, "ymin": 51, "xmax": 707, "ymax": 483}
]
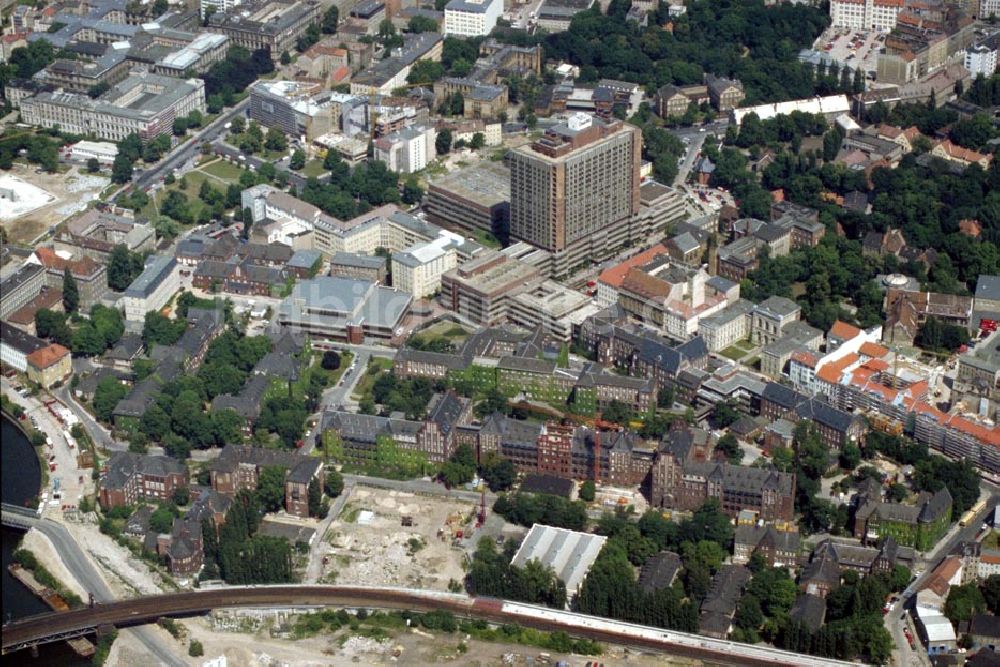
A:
[{"xmin": 120, "ymin": 255, "xmax": 179, "ymax": 323}]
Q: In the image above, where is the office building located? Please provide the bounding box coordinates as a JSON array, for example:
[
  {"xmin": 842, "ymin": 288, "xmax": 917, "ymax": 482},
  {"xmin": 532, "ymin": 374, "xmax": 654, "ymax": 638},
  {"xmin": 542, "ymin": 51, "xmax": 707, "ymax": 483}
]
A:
[
  {"xmin": 276, "ymin": 276, "xmax": 411, "ymax": 342},
  {"xmin": 21, "ymin": 72, "xmax": 205, "ymax": 141},
  {"xmin": 829, "ymin": 0, "xmax": 905, "ymax": 30},
  {"xmin": 0, "ymin": 263, "xmax": 46, "ymax": 319},
  {"xmin": 391, "ymin": 232, "xmax": 463, "ymax": 298},
  {"xmin": 440, "ymin": 250, "xmax": 543, "ymax": 325},
  {"xmin": 424, "ymin": 161, "xmax": 510, "ymax": 239},
  {"xmin": 508, "ymin": 113, "xmax": 641, "ymax": 278},
  {"xmin": 120, "ymin": 255, "xmax": 180, "ymax": 322},
  {"xmin": 444, "ymin": 0, "xmax": 502, "ymax": 36},
  {"xmin": 205, "ymin": 0, "xmax": 322, "ymax": 62}
]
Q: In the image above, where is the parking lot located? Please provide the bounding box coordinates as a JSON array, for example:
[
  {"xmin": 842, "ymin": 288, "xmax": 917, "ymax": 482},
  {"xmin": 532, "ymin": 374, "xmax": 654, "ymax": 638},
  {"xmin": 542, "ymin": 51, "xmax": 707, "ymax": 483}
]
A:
[{"xmin": 815, "ymin": 27, "xmax": 885, "ymax": 76}]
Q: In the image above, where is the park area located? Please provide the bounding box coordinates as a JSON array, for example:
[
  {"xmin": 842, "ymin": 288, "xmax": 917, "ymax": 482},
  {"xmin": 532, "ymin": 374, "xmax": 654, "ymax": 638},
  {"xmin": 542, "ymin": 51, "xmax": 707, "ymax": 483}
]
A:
[
  {"xmin": 317, "ymin": 486, "xmax": 473, "ymax": 591},
  {"xmin": 140, "ymin": 157, "xmax": 246, "ymax": 222}
]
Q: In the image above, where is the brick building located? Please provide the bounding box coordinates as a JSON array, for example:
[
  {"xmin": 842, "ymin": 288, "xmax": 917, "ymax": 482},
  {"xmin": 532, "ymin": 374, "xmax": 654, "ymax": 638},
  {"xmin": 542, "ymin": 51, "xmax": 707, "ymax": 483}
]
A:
[
  {"xmin": 99, "ymin": 452, "xmax": 188, "ymax": 509},
  {"xmin": 209, "ymin": 445, "xmax": 324, "ymax": 518}
]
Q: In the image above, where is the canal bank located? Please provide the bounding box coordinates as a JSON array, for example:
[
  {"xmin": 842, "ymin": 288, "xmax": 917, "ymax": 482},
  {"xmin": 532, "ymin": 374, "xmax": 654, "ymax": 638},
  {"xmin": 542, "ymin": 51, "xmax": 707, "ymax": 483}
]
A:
[{"xmin": 2, "ymin": 413, "xmax": 88, "ymax": 666}]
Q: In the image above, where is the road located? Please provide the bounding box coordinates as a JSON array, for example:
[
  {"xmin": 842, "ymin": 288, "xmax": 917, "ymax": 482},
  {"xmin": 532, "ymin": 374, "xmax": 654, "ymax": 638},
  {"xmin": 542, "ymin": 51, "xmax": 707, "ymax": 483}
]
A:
[
  {"xmin": 887, "ymin": 490, "xmax": 999, "ymax": 665},
  {"xmin": 1, "ymin": 586, "xmax": 854, "ymax": 666},
  {"xmin": 304, "ymin": 344, "xmax": 399, "ymax": 452},
  {"xmin": 52, "ymin": 384, "xmax": 122, "ymax": 452},
  {"xmin": 1, "ymin": 379, "xmax": 90, "ymax": 506},
  {"xmin": 31, "ymin": 519, "xmax": 182, "ymax": 666},
  {"xmin": 133, "ymin": 98, "xmax": 250, "ymax": 192}
]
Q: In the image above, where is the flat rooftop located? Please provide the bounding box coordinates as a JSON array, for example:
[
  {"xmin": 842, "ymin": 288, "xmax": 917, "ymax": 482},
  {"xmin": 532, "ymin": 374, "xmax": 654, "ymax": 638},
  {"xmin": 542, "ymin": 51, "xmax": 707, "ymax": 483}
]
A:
[{"xmin": 429, "ymin": 161, "xmax": 510, "ymax": 207}]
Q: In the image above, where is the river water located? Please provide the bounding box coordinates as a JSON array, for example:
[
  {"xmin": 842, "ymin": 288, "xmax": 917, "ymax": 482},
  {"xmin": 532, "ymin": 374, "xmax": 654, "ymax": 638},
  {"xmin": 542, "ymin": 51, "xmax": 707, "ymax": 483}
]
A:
[{"xmin": 2, "ymin": 414, "xmax": 87, "ymax": 666}]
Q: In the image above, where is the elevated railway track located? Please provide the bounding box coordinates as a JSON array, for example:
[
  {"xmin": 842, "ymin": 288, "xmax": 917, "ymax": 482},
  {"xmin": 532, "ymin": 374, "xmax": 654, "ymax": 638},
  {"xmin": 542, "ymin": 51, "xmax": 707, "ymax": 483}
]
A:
[{"xmin": 2, "ymin": 585, "xmax": 858, "ymax": 666}]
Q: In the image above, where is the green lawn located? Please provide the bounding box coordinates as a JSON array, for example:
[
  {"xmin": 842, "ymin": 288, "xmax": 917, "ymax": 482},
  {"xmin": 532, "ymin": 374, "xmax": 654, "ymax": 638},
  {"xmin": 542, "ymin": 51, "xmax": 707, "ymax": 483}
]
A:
[
  {"xmin": 720, "ymin": 345, "xmax": 745, "ymax": 361},
  {"xmin": 143, "ymin": 170, "xmax": 213, "ymax": 220},
  {"xmin": 201, "ymin": 159, "xmax": 245, "ymax": 182},
  {"xmin": 301, "ymin": 159, "xmax": 327, "ymax": 178},
  {"xmin": 733, "ymin": 339, "xmax": 755, "ymax": 352},
  {"xmin": 142, "ymin": 162, "xmax": 246, "ymax": 220},
  {"xmin": 352, "ymin": 357, "xmax": 393, "ymax": 402},
  {"xmin": 472, "ymin": 228, "xmax": 501, "ymax": 249}
]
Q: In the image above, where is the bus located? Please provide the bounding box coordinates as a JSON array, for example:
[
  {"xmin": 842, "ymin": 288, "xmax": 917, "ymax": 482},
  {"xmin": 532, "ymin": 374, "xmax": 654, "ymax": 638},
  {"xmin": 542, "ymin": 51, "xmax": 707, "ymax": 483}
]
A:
[{"xmin": 960, "ymin": 499, "xmax": 988, "ymax": 527}]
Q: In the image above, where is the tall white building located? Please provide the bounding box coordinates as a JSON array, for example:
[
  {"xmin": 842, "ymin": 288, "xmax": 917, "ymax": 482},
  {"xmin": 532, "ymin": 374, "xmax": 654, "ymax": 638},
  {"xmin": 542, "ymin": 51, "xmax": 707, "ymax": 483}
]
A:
[
  {"xmin": 444, "ymin": 0, "xmax": 502, "ymax": 36},
  {"xmin": 982, "ymin": 0, "xmax": 1000, "ymax": 19},
  {"xmin": 391, "ymin": 232, "xmax": 462, "ymax": 298},
  {"xmin": 373, "ymin": 125, "xmax": 436, "ymax": 174},
  {"xmin": 829, "ymin": 0, "xmax": 903, "ymax": 31},
  {"xmin": 966, "ymin": 37, "xmax": 1000, "ymax": 78}
]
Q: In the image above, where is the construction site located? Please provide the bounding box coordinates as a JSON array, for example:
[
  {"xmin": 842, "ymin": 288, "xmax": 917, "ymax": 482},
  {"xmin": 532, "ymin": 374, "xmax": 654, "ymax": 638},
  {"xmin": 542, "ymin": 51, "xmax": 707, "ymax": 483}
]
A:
[{"xmin": 317, "ymin": 485, "xmax": 484, "ymax": 591}]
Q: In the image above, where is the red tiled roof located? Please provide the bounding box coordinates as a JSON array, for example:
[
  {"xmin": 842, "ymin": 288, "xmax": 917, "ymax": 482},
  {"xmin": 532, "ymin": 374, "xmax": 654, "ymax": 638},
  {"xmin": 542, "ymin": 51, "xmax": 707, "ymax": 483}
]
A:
[
  {"xmin": 923, "ymin": 556, "xmax": 961, "ymax": 597},
  {"xmin": 829, "ymin": 320, "xmax": 861, "ymax": 341},
  {"xmin": 816, "ymin": 353, "xmax": 859, "ymax": 384},
  {"xmin": 864, "ymin": 358, "xmax": 890, "ymax": 372},
  {"xmin": 790, "ymin": 350, "xmax": 818, "ymax": 368},
  {"xmin": 597, "ymin": 244, "xmax": 669, "ymax": 289},
  {"xmin": 26, "ymin": 343, "xmax": 70, "ymax": 370},
  {"xmin": 859, "ymin": 341, "xmax": 889, "ymax": 358},
  {"xmin": 33, "ymin": 248, "xmax": 101, "ymax": 278}
]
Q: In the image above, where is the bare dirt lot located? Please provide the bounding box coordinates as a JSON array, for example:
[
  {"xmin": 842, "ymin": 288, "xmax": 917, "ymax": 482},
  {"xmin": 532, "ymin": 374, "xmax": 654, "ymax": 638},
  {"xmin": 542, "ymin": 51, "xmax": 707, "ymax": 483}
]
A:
[
  {"xmin": 124, "ymin": 613, "xmax": 706, "ymax": 667},
  {"xmin": 317, "ymin": 487, "xmax": 474, "ymax": 590},
  {"xmin": 0, "ymin": 162, "xmax": 109, "ymax": 245}
]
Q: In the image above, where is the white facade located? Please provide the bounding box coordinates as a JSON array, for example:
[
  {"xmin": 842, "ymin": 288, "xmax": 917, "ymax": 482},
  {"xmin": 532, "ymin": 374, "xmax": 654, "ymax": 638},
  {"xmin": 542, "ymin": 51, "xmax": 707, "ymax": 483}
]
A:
[
  {"xmin": 829, "ymin": 0, "xmax": 902, "ymax": 30},
  {"xmin": 200, "ymin": 0, "xmax": 243, "ymax": 18},
  {"xmin": 119, "ymin": 256, "xmax": 180, "ymax": 323},
  {"xmin": 373, "ymin": 126, "xmax": 435, "ymax": 174},
  {"xmin": 391, "ymin": 234, "xmax": 460, "ymax": 297},
  {"xmin": 444, "ymin": 0, "xmax": 502, "ymax": 36},
  {"xmin": 0, "ymin": 339, "xmax": 28, "ymax": 372},
  {"xmin": 68, "ymin": 140, "xmax": 118, "ymax": 165},
  {"xmin": 981, "ymin": 0, "xmax": 1000, "ymax": 19},
  {"xmin": 21, "ymin": 74, "xmax": 206, "ymax": 142},
  {"xmin": 731, "ymin": 95, "xmax": 850, "ymax": 125},
  {"xmin": 966, "ymin": 44, "xmax": 998, "ymax": 78}
]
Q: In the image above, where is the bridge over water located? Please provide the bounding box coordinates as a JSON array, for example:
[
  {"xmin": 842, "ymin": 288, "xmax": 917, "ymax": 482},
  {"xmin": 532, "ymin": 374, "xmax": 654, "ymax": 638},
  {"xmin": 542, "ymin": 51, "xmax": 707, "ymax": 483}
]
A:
[{"xmin": 1, "ymin": 502, "xmax": 40, "ymax": 530}]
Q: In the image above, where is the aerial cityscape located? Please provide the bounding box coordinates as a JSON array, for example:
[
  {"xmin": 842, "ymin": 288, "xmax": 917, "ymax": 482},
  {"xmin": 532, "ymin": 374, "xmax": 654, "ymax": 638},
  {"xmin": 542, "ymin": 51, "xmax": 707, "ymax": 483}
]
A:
[{"xmin": 0, "ymin": 0, "xmax": 998, "ymax": 663}]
